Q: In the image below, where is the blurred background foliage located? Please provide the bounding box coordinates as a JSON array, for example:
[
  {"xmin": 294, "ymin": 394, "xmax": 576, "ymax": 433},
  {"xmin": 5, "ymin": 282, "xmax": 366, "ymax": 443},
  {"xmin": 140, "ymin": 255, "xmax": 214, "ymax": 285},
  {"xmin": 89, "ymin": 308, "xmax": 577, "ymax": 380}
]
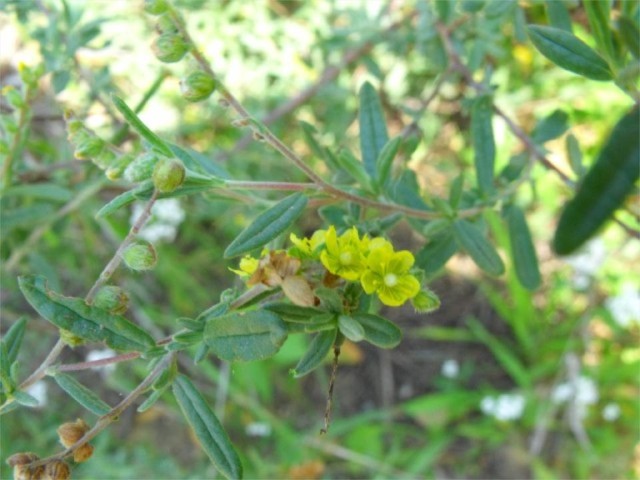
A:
[{"xmin": 1, "ymin": 0, "xmax": 638, "ymax": 478}]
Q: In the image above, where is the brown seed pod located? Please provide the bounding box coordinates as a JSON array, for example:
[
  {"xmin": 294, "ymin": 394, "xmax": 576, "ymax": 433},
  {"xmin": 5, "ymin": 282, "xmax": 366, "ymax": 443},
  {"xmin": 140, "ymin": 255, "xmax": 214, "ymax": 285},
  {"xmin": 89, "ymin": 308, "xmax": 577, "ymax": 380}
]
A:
[
  {"xmin": 72, "ymin": 444, "xmax": 94, "ymax": 463},
  {"xmin": 42, "ymin": 461, "xmax": 70, "ymax": 480},
  {"xmin": 57, "ymin": 419, "xmax": 90, "ymax": 448},
  {"xmin": 6, "ymin": 452, "xmax": 39, "ymax": 467}
]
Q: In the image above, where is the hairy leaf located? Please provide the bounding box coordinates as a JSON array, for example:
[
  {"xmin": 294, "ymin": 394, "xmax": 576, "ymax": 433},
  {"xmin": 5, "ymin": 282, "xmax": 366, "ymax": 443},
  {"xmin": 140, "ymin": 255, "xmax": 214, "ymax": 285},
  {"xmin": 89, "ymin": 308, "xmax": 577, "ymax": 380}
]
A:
[
  {"xmin": 224, "ymin": 193, "xmax": 308, "ymax": 258},
  {"xmin": 352, "ymin": 313, "xmax": 401, "ymax": 348},
  {"xmin": 453, "ymin": 220, "xmax": 505, "ymax": 276},
  {"xmin": 204, "ymin": 310, "xmax": 287, "ymax": 362},
  {"xmin": 54, "ymin": 373, "xmax": 111, "ymax": 415},
  {"xmin": 504, "ymin": 205, "xmax": 541, "ymax": 290},
  {"xmin": 291, "ymin": 328, "xmax": 337, "ymax": 378},
  {"xmin": 553, "ymin": 107, "xmax": 640, "ymax": 254},
  {"xmin": 527, "ymin": 25, "xmax": 613, "ymax": 81},
  {"xmin": 359, "ymin": 82, "xmax": 389, "ymax": 179},
  {"xmin": 471, "ymin": 95, "xmax": 496, "ymax": 193},
  {"xmin": 173, "ymin": 375, "xmax": 242, "ymax": 480},
  {"xmin": 18, "ymin": 275, "xmax": 155, "ymax": 352}
]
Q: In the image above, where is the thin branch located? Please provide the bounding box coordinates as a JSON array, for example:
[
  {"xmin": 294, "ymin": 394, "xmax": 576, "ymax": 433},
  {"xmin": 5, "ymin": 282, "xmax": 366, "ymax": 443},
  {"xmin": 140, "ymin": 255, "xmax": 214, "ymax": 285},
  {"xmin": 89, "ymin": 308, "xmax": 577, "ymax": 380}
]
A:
[{"xmin": 57, "ymin": 352, "xmax": 140, "ymax": 372}]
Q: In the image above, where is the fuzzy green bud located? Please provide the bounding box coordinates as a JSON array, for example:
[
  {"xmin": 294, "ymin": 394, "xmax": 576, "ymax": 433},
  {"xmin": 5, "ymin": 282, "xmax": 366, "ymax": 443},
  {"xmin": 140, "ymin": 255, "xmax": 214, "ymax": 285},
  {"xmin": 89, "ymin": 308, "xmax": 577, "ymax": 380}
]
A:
[
  {"xmin": 123, "ymin": 242, "xmax": 157, "ymax": 271},
  {"xmin": 2, "ymin": 86, "xmax": 25, "ymax": 109},
  {"xmin": 74, "ymin": 136, "xmax": 105, "ymax": 160},
  {"xmin": 180, "ymin": 70, "xmax": 216, "ymax": 102},
  {"xmin": 94, "ymin": 285, "xmax": 129, "ymax": 315},
  {"xmin": 152, "ymin": 33, "xmax": 188, "ymax": 63},
  {"xmin": 124, "ymin": 151, "xmax": 159, "ymax": 183},
  {"xmin": 93, "ymin": 148, "xmax": 116, "ymax": 170},
  {"xmin": 152, "ymin": 157, "xmax": 185, "ymax": 193},
  {"xmin": 411, "ymin": 288, "xmax": 441, "ymax": 313},
  {"xmin": 156, "ymin": 13, "xmax": 180, "ymax": 34},
  {"xmin": 144, "ymin": 0, "xmax": 168, "ymax": 15},
  {"xmin": 106, "ymin": 153, "xmax": 135, "ymax": 180}
]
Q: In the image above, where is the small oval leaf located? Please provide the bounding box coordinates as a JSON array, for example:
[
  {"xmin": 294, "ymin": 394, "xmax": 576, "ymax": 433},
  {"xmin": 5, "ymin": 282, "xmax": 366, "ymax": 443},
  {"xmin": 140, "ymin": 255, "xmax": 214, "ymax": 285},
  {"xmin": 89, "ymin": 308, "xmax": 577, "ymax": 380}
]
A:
[
  {"xmin": 375, "ymin": 136, "xmax": 402, "ymax": 189},
  {"xmin": 359, "ymin": 81, "xmax": 389, "ymax": 180},
  {"xmin": 527, "ymin": 25, "xmax": 613, "ymax": 81},
  {"xmin": 224, "ymin": 193, "xmax": 308, "ymax": 258},
  {"xmin": 54, "ymin": 373, "xmax": 112, "ymax": 416},
  {"xmin": 2, "ymin": 317, "xmax": 27, "ymax": 366},
  {"xmin": 18, "ymin": 275, "xmax": 155, "ymax": 352},
  {"xmin": 553, "ymin": 107, "xmax": 640, "ymax": 254},
  {"xmin": 204, "ymin": 310, "xmax": 287, "ymax": 362},
  {"xmin": 263, "ymin": 303, "xmax": 324, "ymax": 323},
  {"xmin": 337, "ymin": 315, "xmax": 365, "ymax": 342},
  {"xmin": 471, "ymin": 95, "xmax": 496, "ymax": 193},
  {"xmin": 172, "ymin": 375, "xmax": 242, "ymax": 480},
  {"xmin": 453, "ymin": 220, "xmax": 505, "ymax": 276},
  {"xmin": 291, "ymin": 328, "xmax": 337, "ymax": 378},
  {"xmin": 504, "ymin": 205, "xmax": 541, "ymax": 290},
  {"xmin": 351, "ymin": 313, "xmax": 402, "ymax": 349}
]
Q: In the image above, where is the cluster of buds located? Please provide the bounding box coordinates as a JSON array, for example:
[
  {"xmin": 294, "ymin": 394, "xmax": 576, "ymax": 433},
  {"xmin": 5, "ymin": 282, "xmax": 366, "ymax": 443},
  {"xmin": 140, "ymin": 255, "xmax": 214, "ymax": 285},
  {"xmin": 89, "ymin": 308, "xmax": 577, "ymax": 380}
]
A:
[
  {"xmin": 233, "ymin": 225, "xmax": 439, "ymax": 310},
  {"xmin": 64, "ymin": 112, "xmax": 133, "ymax": 180},
  {"xmin": 57, "ymin": 418, "xmax": 94, "ymax": 463},
  {"xmin": 124, "ymin": 151, "xmax": 186, "ymax": 193}
]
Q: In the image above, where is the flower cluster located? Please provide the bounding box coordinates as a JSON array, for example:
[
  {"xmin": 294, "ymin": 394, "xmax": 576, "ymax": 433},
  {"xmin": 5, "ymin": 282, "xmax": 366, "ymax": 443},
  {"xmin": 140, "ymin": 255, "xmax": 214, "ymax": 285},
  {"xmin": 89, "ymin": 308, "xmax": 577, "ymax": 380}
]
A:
[{"xmin": 232, "ymin": 226, "xmax": 422, "ymax": 307}]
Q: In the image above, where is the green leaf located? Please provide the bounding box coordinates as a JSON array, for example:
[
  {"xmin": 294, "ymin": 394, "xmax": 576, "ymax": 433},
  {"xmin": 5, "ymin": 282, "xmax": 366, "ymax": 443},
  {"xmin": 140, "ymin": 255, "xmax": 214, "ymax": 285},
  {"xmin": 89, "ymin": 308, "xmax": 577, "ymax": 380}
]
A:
[
  {"xmin": 172, "ymin": 375, "xmax": 242, "ymax": 480},
  {"xmin": 299, "ymin": 121, "xmax": 340, "ymax": 172},
  {"xmin": 527, "ymin": 25, "xmax": 613, "ymax": 81},
  {"xmin": 137, "ymin": 385, "xmax": 169, "ymax": 413},
  {"xmin": 18, "ymin": 275, "xmax": 155, "ymax": 352},
  {"xmin": 471, "ymin": 95, "xmax": 496, "ymax": 193},
  {"xmin": 387, "ymin": 170, "xmax": 429, "ymax": 210},
  {"xmin": 12, "ymin": 390, "xmax": 40, "ymax": 407},
  {"xmin": 504, "ymin": 205, "xmax": 541, "ymax": 290},
  {"xmin": 0, "ymin": 343, "xmax": 14, "ymax": 393},
  {"xmin": 618, "ymin": 16, "xmax": 640, "ymax": 59},
  {"xmin": 263, "ymin": 303, "xmax": 324, "ymax": 323},
  {"xmin": 467, "ymin": 318, "xmax": 531, "ymax": 388},
  {"xmin": 584, "ymin": 0, "xmax": 614, "ymax": 62},
  {"xmin": 359, "ymin": 82, "xmax": 389, "ymax": 180},
  {"xmin": 95, "ymin": 182, "xmax": 154, "ymax": 218},
  {"xmin": 53, "ymin": 373, "xmax": 111, "ymax": 415},
  {"xmin": 2, "ymin": 183, "xmax": 73, "ymax": 202},
  {"xmin": 375, "ymin": 136, "xmax": 401, "ymax": 190},
  {"xmin": 531, "ymin": 109, "xmax": 569, "ymax": 144},
  {"xmin": 565, "ymin": 133, "xmax": 584, "ymax": 177},
  {"xmin": 224, "ymin": 193, "xmax": 308, "ymax": 258},
  {"xmin": 415, "ymin": 231, "xmax": 457, "ymax": 276},
  {"xmin": 337, "ymin": 315, "xmax": 365, "ymax": 342},
  {"xmin": 204, "ymin": 310, "xmax": 288, "ymax": 362},
  {"xmin": 2, "ymin": 318, "xmax": 27, "ymax": 366},
  {"xmin": 291, "ymin": 328, "xmax": 337, "ymax": 378},
  {"xmin": 453, "ymin": 220, "xmax": 505, "ymax": 276},
  {"xmin": 352, "ymin": 313, "xmax": 401, "ymax": 349},
  {"xmin": 553, "ymin": 107, "xmax": 640, "ymax": 254},
  {"xmin": 335, "ymin": 149, "xmax": 374, "ymax": 191},
  {"xmin": 112, "ymin": 95, "xmax": 173, "ymax": 157},
  {"xmin": 544, "ymin": 0, "xmax": 572, "ymax": 32}
]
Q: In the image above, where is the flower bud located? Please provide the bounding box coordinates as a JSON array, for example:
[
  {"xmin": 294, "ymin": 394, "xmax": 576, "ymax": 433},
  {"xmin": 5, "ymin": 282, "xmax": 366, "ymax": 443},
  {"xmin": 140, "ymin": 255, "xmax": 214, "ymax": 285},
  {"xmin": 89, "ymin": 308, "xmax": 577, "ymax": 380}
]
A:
[
  {"xmin": 2, "ymin": 86, "xmax": 25, "ymax": 109},
  {"xmin": 93, "ymin": 286, "xmax": 129, "ymax": 315},
  {"xmin": 144, "ymin": 0, "xmax": 168, "ymax": 15},
  {"xmin": 411, "ymin": 288, "xmax": 440, "ymax": 313},
  {"xmin": 57, "ymin": 418, "xmax": 90, "ymax": 448},
  {"xmin": 156, "ymin": 13, "xmax": 179, "ymax": 34},
  {"xmin": 152, "ymin": 157, "xmax": 185, "ymax": 193},
  {"xmin": 124, "ymin": 152, "xmax": 159, "ymax": 183},
  {"xmin": 152, "ymin": 33, "xmax": 188, "ymax": 63},
  {"xmin": 93, "ymin": 148, "xmax": 116, "ymax": 170},
  {"xmin": 74, "ymin": 136, "xmax": 105, "ymax": 160},
  {"xmin": 122, "ymin": 241, "xmax": 157, "ymax": 271},
  {"xmin": 42, "ymin": 461, "xmax": 70, "ymax": 480},
  {"xmin": 180, "ymin": 70, "xmax": 216, "ymax": 102}
]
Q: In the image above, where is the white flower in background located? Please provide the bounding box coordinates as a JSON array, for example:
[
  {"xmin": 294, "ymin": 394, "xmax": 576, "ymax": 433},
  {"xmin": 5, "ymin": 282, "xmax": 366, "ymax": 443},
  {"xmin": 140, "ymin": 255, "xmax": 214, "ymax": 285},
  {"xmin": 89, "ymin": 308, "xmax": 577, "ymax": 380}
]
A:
[
  {"xmin": 552, "ymin": 375, "xmax": 599, "ymax": 419},
  {"xmin": 245, "ymin": 422, "xmax": 272, "ymax": 437},
  {"xmin": 480, "ymin": 393, "xmax": 525, "ymax": 421},
  {"xmin": 563, "ymin": 238, "xmax": 606, "ymax": 289},
  {"xmin": 26, "ymin": 381, "xmax": 48, "ymax": 408},
  {"xmin": 602, "ymin": 403, "xmax": 621, "ymax": 422},
  {"xmin": 441, "ymin": 359, "xmax": 460, "ymax": 379},
  {"xmin": 86, "ymin": 348, "xmax": 117, "ymax": 374},
  {"xmin": 130, "ymin": 198, "xmax": 185, "ymax": 243},
  {"xmin": 605, "ymin": 284, "xmax": 640, "ymax": 328}
]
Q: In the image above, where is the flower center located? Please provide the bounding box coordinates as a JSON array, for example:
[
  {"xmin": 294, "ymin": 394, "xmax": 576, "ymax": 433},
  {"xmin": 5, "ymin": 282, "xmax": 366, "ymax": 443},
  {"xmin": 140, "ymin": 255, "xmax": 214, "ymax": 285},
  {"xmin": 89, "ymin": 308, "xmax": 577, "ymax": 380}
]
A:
[
  {"xmin": 339, "ymin": 251, "xmax": 353, "ymax": 265},
  {"xmin": 384, "ymin": 273, "xmax": 398, "ymax": 287}
]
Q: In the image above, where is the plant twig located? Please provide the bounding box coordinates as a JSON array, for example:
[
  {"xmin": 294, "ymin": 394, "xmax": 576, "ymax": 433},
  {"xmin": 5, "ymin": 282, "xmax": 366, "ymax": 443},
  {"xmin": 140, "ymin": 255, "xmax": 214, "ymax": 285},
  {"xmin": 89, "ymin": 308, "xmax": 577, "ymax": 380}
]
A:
[{"xmin": 56, "ymin": 352, "xmax": 140, "ymax": 372}]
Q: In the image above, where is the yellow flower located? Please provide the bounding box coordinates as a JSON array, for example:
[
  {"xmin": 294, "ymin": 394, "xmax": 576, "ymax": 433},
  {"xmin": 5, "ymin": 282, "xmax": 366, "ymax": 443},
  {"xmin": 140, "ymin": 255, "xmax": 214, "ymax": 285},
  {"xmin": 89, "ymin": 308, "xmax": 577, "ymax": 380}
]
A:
[
  {"xmin": 289, "ymin": 229, "xmax": 326, "ymax": 259},
  {"xmin": 320, "ymin": 226, "xmax": 368, "ymax": 281},
  {"xmin": 360, "ymin": 243, "xmax": 420, "ymax": 306},
  {"xmin": 229, "ymin": 255, "xmax": 259, "ymax": 278}
]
